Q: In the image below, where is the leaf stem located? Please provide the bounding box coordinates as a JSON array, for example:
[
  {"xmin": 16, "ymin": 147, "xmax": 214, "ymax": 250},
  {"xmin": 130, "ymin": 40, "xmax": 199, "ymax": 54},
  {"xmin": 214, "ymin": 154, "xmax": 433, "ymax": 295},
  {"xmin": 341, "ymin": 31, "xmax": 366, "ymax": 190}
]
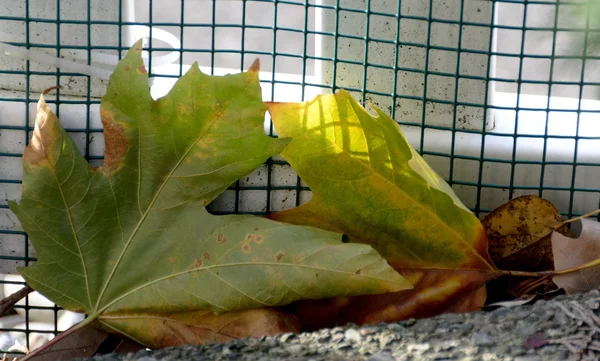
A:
[
  {"xmin": 0, "ymin": 285, "xmax": 33, "ymax": 317},
  {"xmin": 550, "ymin": 258, "xmax": 600, "ymax": 276},
  {"xmin": 497, "ymin": 270, "xmax": 550, "ymax": 278},
  {"xmin": 500, "ymin": 256, "xmax": 600, "ymax": 278},
  {"xmin": 558, "ymin": 208, "xmax": 600, "ymax": 227}
]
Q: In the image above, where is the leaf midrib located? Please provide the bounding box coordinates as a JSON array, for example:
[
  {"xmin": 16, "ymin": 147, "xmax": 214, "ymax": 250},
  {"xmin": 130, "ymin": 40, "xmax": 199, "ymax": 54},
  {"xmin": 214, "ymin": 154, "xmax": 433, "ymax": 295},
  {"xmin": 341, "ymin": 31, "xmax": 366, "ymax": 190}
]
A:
[
  {"xmin": 50, "ymin": 120, "xmax": 94, "ymax": 311},
  {"xmin": 98, "ymin": 260, "xmax": 399, "ymax": 314}
]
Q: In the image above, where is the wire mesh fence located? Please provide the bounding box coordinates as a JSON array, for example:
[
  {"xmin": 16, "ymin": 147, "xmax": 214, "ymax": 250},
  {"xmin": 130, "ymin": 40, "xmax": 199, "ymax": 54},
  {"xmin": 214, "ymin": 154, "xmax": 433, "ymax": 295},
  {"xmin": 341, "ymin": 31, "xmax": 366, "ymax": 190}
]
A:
[{"xmin": 1, "ymin": 0, "xmax": 600, "ymax": 355}]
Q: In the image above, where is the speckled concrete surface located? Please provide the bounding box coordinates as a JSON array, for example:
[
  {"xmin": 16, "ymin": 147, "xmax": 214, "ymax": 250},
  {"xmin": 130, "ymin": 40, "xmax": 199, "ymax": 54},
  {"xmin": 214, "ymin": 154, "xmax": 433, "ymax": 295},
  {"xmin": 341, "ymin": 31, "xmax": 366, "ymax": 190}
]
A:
[{"xmin": 73, "ymin": 289, "xmax": 600, "ymax": 361}]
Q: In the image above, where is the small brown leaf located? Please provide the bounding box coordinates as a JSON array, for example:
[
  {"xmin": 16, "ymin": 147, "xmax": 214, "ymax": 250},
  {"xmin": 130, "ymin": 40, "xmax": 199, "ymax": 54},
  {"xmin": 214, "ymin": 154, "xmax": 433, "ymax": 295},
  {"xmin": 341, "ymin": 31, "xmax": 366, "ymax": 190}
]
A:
[
  {"xmin": 19, "ymin": 323, "xmax": 143, "ymax": 361},
  {"xmin": 482, "ymin": 195, "xmax": 567, "ymax": 272},
  {"xmin": 552, "ymin": 218, "xmax": 600, "ymax": 294},
  {"xmin": 482, "ymin": 195, "xmax": 571, "ymax": 300}
]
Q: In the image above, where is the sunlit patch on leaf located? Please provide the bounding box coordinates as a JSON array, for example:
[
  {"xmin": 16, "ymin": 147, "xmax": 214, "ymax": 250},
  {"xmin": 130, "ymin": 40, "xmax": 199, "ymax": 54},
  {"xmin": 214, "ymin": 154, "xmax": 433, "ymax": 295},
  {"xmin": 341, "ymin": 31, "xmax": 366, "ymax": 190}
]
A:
[{"xmin": 267, "ymin": 90, "xmax": 499, "ymax": 324}]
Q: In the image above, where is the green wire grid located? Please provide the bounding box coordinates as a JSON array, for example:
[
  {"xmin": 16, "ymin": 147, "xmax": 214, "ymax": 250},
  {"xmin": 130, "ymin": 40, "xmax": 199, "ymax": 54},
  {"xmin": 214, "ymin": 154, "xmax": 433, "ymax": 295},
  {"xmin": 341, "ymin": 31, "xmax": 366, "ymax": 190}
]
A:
[{"xmin": 0, "ymin": 0, "xmax": 600, "ymax": 354}]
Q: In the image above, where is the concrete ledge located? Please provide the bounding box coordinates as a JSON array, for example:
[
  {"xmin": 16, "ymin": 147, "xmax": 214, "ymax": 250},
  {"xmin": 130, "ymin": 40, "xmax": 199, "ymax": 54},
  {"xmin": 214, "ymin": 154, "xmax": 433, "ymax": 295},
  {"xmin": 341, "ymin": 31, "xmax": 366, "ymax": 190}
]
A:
[{"xmin": 74, "ymin": 289, "xmax": 600, "ymax": 361}]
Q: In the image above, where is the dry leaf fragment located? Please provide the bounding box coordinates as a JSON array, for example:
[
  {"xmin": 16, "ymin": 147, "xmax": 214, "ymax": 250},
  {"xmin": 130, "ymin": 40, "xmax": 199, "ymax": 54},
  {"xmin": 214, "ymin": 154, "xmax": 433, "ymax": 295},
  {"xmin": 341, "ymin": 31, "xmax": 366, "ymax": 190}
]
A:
[
  {"xmin": 552, "ymin": 218, "xmax": 600, "ymax": 294},
  {"xmin": 101, "ymin": 308, "xmax": 300, "ymax": 348},
  {"xmin": 16, "ymin": 323, "xmax": 145, "ymax": 361},
  {"xmin": 482, "ymin": 195, "xmax": 568, "ymax": 272}
]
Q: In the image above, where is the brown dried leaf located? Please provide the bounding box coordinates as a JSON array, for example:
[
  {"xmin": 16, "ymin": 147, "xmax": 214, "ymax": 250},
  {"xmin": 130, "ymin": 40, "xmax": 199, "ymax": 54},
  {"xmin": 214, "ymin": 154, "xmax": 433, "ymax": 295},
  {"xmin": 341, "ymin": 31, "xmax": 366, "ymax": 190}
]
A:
[
  {"xmin": 482, "ymin": 195, "xmax": 567, "ymax": 272},
  {"xmin": 485, "ymin": 295, "xmax": 538, "ymax": 308},
  {"xmin": 482, "ymin": 195, "xmax": 571, "ymax": 299},
  {"xmin": 290, "ymin": 268, "xmax": 495, "ymax": 331},
  {"xmin": 552, "ymin": 218, "xmax": 600, "ymax": 294},
  {"xmin": 99, "ymin": 308, "xmax": 300, "ymax": 348},
  {"xmin": 19, "ymin": 323, "xmax": 144, "ymax": 361}
]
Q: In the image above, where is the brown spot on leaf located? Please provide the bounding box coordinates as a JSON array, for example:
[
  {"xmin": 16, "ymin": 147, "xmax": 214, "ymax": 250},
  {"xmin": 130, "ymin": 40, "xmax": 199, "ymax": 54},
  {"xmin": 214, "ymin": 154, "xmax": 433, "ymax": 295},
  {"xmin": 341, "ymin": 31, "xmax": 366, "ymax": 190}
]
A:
[
  {"xmin": 168, "ymin": 257, "xmax": 177, "ymax": 264},
  {"xmin": 276, "ymin": 252, "xmax": 284, "ymax": 262},
  {"xmin": 249, "ymin": 58, "xmax": 260, "ymax": 72},
  {"xmin": 100, "ymin": 109, "xmax": 128, "ymax": 172},
  {"xmin": 137, "ymin": 65, "xmax": 147, "ymax": 74},
  {"xmin": 23, "ymin": 95, "xmax": 60, "ymax": 166},
  {"xmin": 254, "ymin": 235, "xmax": 263, "ymax": 244},
  {"xmin": 217, "ymin": 234, "xmax": 226, "ymax": 244},
  {"xmin": 203, "ymin": 252, "xmax": 210, "ymax": 260},
  {"xmin": 177, "ymin": 103, "xmax": 191, "ymax": 115},
  {"xmin": 242, "ymin": 243, "xmax": 251, "ymax": 253},
  {"xmin": 355, "ymin": 269, "xmax": 362, "ymax": 275},
  {"xmin": 194, "ymin": 259, "xmax": 203, "ymax": 268},
  {"xmin": 125, "ymin": 65, "xmax": 131, "ymax": 71},
  {"xmin": 254, "ymin": 228, "xmax": 259, "ymax": 231},
  {"xmin": 252, "ymin": 255, "xmax": 258, "ymax": 262}
]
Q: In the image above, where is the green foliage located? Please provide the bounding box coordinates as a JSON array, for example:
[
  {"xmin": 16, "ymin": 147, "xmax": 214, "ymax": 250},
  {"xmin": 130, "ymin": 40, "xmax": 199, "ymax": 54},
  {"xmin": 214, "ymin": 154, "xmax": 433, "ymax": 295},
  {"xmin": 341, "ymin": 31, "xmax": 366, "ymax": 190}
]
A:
[
  {"xmin": 267, "ymin": 91, "xmax": 494, "ymax": 270},
  {"xmin": 265, "ymin": 92, "xmax": 497, "ymax": 327},
  {"xmin": 9, "ymin": 41, "xmax": 409, "ymax": 346}
]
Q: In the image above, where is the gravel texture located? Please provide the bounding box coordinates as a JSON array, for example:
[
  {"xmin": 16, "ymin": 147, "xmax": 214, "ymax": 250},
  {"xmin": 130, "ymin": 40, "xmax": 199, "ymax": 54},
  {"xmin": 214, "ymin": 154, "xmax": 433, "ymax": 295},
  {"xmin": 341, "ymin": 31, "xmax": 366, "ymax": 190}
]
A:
[{"xmin": 75, "ymin": 290, "xmax": 600, "ymax": 361}]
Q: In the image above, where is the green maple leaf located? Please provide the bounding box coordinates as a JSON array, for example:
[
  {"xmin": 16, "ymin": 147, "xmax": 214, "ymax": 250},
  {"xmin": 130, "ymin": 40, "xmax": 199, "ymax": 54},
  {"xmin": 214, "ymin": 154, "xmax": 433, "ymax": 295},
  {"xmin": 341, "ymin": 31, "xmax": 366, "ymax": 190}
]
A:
[{"xmin": 8, "ymin": 41, "xmax": 410, "ymax": 346}]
